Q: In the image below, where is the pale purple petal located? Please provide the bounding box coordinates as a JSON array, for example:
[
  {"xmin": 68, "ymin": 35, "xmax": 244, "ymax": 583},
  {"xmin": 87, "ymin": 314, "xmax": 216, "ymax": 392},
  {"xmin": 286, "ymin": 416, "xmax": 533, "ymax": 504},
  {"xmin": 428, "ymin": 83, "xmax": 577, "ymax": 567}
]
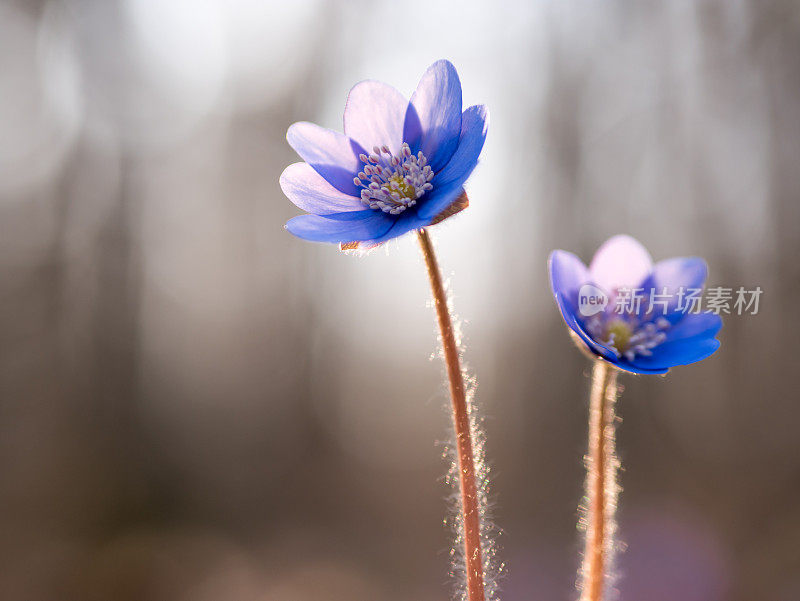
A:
[
  {"xmin": 589, "ymin": 235, "xmax": 654, "ymax": 293},
  {"xmin": 343, "ymin": 80, "xmax": 416, "ymax": 155},
  {"xmin": 286, "ymin": 122, "xmax": 365, "ymax": 195},
  {"xmin": 280, "ymin": 163, "xmax": 365, "ymax": 216}
]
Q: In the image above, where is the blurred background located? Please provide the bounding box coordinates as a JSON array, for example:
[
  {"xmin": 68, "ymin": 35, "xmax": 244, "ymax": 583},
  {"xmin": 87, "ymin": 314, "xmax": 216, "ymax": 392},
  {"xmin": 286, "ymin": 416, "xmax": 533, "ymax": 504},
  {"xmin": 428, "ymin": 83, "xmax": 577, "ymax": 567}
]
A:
[{"xmin": 1, "ymin": 0, "xmax": 799, "ymax": 599}]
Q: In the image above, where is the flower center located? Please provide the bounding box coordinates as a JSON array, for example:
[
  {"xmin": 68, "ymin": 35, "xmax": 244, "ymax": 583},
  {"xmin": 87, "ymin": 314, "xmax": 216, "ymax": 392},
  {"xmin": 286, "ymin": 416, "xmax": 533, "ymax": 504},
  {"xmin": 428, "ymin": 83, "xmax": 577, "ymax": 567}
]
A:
[
  {"xmin": 606, "ymin": 320, "xmax": 632, "ymax": 353},
  {"xmin": 353, "ymin": 143, "xmax": 434, "ymax": 215},
  {"xmin": 585, "ymin": 315, "xmax": 671, "ymax": 361}
]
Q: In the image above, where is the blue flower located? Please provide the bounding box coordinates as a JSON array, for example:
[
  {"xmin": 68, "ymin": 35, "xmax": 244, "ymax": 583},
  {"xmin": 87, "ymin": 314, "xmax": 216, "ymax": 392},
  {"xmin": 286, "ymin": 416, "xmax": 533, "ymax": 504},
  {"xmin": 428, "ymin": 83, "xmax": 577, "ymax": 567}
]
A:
[
  {"xmin": 548, "ymin": 235, "xmax": 722, "ymax": 374},
  {"xmin": 280, "ymin": 60, "xmax": 488, "ymax": 249}
]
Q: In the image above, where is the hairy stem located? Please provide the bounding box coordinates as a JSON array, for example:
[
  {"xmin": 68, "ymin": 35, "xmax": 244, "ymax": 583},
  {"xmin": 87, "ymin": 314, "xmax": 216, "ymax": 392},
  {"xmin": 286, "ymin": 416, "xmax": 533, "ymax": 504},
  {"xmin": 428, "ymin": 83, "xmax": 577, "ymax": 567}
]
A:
[
  {"xmin": 580, "ymin": 359, "xmax": 619, "ymax": 601},
  {"xmin": 417, "ymin": 228, "xmax": 485, "ymax": 601}
]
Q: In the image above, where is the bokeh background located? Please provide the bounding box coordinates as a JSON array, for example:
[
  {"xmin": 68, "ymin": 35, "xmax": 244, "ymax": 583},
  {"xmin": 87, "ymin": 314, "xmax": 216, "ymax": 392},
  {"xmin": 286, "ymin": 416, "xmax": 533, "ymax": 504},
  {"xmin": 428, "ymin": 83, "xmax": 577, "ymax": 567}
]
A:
[{"xmin": 1, "ymin": 0, "xmax": 799, "ymax": 600}]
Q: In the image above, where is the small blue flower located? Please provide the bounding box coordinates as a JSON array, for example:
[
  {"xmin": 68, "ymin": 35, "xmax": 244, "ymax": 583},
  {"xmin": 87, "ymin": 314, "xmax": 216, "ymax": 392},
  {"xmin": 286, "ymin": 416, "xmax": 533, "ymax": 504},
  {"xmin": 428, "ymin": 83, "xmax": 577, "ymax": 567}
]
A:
[
  {"xmin": 548, "ymin": 235, "xmax": 722, "ymax": 374},
  {"xmin": 280, "ymin": 60, "xmax": 488, "ymax": 249}
]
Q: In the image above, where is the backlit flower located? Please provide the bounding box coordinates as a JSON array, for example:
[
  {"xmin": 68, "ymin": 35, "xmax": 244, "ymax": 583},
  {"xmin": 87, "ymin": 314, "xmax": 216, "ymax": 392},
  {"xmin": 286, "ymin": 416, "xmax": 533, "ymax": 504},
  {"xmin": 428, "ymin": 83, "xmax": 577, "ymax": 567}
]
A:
[
  {"xmin": 548, "ymin": 235, "xmax": 722, "ymax": 374},
  {"xmin": 281, "ymin": 60, "xmax": 488, "ymax": 249}
]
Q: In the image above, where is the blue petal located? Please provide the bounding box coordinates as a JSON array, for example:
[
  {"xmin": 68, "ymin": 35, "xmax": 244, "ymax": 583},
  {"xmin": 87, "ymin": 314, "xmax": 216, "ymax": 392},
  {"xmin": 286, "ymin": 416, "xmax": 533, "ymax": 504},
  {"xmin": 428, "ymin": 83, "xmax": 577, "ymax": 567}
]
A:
[
  {"xmin": 434, "ymin": 106, "xmax": 489, "ymax": 187},
  {"xmin": 611, "ymin": 359, "xmax": 670, "ymax": 375},
  {"xmin": 286, "ymin": 122, "xmax": 365, "ymax": 195},
  {"xmin": 663, "ymin": 312, "xmax": 722, "ymax": 344},
  {"xmin": 628, "ymin": 337, "xmax": 721, "ymax": 372},
  {"xmin": 286, "ymin": 212, "xmax": 394, "ymax": 243},
  {"xmin": 639, "ymin": 257, "xmax": 708, "ymax": 322},
  {"xmin": 280, "ymin": 163, "xmax": 365, "ymax": 216},
  {"xmin": 409, "ymin": 60, "xmax": 462, "ymax": 171},
  {"xmin": 417, "ymin": 105, "xmax": 488, "ymax": 220},
  {"xmin": 645, "ymin": 256, "xmax": 708, "ymax": 290},
  {"xmin": 614, "ymin": 313, "xmax": 721, "ymax": 373},
  {"xmin": 554, "ymin": 291, "xmax": 670, "ymax": 373},
  {"xmin": 343, "ymin": 80, "xmax": 419, "ymax": 156},
  {"xmin": 549, "ymin": 250, "xmax": 590, "ymax": 307},
  {"xmin": 416, "ymin": 182, "xmax": 465, "ymax": 222},
  {"xmin": 365, "ymin": 209, "xmax": 430, "ymax": 245},
  {"xmin": 554, "ymin": 292, "xmax": 619, "ymax": 362}
]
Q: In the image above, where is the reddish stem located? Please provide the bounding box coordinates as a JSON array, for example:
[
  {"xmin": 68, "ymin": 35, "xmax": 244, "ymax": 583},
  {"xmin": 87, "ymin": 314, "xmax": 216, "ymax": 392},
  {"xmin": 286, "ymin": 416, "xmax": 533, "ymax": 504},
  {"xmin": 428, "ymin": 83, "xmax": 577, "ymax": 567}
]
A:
[
  {"xmin": 581, "ymin": 359, "xmax": 619, "ymax": 601},
  {"xmin": 417, "ymin": 228, "xmax": 485, "ymax": 601}
]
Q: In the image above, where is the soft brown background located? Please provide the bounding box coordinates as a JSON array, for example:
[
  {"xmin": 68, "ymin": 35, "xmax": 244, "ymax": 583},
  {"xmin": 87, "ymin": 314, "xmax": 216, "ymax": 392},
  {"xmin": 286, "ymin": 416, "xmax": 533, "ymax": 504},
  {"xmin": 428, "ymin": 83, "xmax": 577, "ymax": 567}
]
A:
[{"xmin": 1, "ymin": 1, "xmax": 798, "ymax": 600}]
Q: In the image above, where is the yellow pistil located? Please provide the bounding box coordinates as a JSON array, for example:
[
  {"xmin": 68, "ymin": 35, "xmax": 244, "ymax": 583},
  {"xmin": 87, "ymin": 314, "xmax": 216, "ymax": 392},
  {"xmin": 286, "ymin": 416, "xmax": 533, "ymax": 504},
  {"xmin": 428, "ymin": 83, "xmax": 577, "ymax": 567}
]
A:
[
  {"xmin": 388, "ymin": 173, "xmax": 416, "ymax": 200},
  {"xmin": 606, "ymin": 320, "xmax": 632, "ymax": 352}
]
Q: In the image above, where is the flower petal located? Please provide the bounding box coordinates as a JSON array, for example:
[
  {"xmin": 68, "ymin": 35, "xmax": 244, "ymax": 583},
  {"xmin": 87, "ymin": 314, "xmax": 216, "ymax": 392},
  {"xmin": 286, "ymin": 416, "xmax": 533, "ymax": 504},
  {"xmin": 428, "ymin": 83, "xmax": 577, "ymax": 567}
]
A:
[
  {"xmin": 628, "ymin": 337, "xmax": 721, "ymax": 372},
  {"xmin": 286, "ymin": 212, "xmax": 393, "ymax": 243},
  {"xmin": 612, "ymin": 359, "xmax": 670, "ymax": 375},
  {"xmin": 416, "ymin": 105, "xmax": 488, "ymax": 220},
  {"xmin": 410, "ymin": 59, "xmax": 462, "ymax": 171},
  {"xmin": 554, "ymin": 292, "xmax": 619, "ymax": 362},
  {"xmin": 639, "ymin": 257, "xmax": 708, "ymax": 320},
  {"xmin": 555, "ymin": 289, "xmax": 673, "ymax": 373},
  {"xmin": 416, "ymin": 181, "xmax": 464, "ymax": 222},
  {"xmin": 434, "ymin": 105, "xmax": 489, "ymax": 187},
  {"xmin": 429, "ymin": 190, "xmax": 469, "ymax": 225},
  {"xmin": 663, "ymin": 312, "xmax": 722, "ymax": 344},
  {"xmin": 280, "ymin": 163, "xmax": 365, "ymax": 216},
  {"xmin": 589, "ymin": 235, "xmax": 653, "ymax": 293},
  {"xmin": 286, "ymin": 122, "xmax": 365, "ymax": 195},
  {"xmin": 364, "ymin": 209, "xmax": 429, "ymax": 246},
  {"xmin": 647, "ymin": 257, "xmax": 708, "ymax": 290},
  {"xmin": 549, "ymin": 250, "xmax": 590, "ymax": 306},
  {"xmin": 343, "ymin": 80, "xmax": 417, "ymax": 155}
]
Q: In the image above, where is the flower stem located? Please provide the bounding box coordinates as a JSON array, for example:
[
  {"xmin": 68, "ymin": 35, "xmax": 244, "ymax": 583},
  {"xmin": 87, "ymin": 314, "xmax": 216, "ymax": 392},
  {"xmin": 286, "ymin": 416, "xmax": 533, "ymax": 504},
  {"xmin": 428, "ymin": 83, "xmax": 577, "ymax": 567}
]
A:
[
  {"xmin": 417, "ymin": 228, "xmax": 485, "ymax": 601},
  {"xmin": 580, "ymin": 359, "xmax": 620, "ymax": 601}
]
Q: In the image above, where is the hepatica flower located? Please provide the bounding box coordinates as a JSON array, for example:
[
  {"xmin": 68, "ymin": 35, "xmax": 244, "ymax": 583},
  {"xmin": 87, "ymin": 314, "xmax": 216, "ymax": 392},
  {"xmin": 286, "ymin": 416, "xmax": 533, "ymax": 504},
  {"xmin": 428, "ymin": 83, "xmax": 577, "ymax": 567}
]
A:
[
  {"xmin": 279, "ymin": 61, "xmax": 493, "ymax": 601},
  {"xmin": 549, "ymin": 235, "xmax": 722, "ymax": 375},
  {"xmin": 548, "ymin": 235, "xmax": 723, "ymax": 601},
  {"xmin": 280, "ymin": 59, "xmax": 488, "ymax": 249}
]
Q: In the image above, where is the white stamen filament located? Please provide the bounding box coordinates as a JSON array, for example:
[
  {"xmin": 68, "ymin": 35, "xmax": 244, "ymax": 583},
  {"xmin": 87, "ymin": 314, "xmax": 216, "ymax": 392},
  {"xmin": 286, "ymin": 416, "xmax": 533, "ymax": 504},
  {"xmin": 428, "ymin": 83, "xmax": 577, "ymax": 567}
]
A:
[
  {"xmin": 352, "ymin": 143, "xmax": 434, "ymax": 215},
  {"xmin": 585, "ymin": 315, "xmax": 671, "ymax": 361}
]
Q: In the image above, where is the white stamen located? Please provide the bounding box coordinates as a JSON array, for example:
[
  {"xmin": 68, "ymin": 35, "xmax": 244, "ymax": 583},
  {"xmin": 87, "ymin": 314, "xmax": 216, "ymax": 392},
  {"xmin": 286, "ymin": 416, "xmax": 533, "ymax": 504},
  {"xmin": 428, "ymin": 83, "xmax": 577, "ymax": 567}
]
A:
[
  {"xmin": 585, "ymin": 315, "xmax": 671, "ymax": 361},
  {"xmin": 354, "ymin": 142, "xmax": 435, "ymax": 215}
]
